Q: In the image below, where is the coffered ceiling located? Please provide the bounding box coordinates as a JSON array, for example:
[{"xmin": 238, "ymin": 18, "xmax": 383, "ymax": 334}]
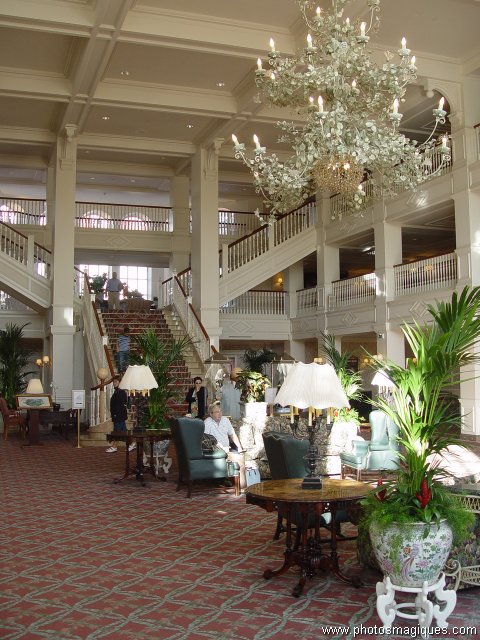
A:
[{"xmin": 0, "ymin": 0, "xmax": 478, "ymax": 207}]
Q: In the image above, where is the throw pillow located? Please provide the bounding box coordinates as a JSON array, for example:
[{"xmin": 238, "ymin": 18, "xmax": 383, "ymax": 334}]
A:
[{"xmin": 201, "ymin": 433, "xmax": 220, "ymax": 453}]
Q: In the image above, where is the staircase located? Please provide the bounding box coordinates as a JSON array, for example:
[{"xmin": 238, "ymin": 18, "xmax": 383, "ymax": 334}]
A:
[{"xmin": 101, "ymin": 309, "xmax": 195, "ymax": 415}]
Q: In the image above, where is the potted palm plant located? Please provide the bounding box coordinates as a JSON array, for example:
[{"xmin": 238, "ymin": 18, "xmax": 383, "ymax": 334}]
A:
[
  {"xmin": 0, "ymin": 323, "xmax": 34, "ymax": 408},
  {"xmin": 130, "ymin": 328, "xmax": 194, "ymax": 430},
  {"xmin": 361, "ymin": 287, "xmax": 477, "ymax": 587}
]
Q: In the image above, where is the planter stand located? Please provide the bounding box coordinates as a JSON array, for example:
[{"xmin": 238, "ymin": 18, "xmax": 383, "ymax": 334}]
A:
[{"xmin": 376, "ymin": 573, "xmax": 456, "ymax": 630}]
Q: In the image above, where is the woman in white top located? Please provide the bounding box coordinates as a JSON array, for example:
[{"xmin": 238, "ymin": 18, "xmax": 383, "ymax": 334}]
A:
[{"xmin": 204, "ymin": 402, "xmax": 243, "ymax": 456}]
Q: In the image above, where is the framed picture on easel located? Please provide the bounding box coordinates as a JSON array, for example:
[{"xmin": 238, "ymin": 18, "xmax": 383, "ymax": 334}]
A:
[{"xmin": 16, "ymin": 394, "xmax": 53, "ymax": 410}]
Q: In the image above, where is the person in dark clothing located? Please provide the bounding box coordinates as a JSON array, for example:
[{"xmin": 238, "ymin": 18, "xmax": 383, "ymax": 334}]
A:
[
  {"xmin": 185, "ymin": 376, "xmax": 208, "ymax": 419},
  {"xmin": 106, "ymin": 376, "xmax": 134, "ymax": 453}
]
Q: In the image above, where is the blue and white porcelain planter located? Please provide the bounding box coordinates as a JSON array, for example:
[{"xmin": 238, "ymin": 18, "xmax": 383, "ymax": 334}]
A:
[{"xmin": 369, "ymin": 519, "xmax": 453, "ymax": 587}]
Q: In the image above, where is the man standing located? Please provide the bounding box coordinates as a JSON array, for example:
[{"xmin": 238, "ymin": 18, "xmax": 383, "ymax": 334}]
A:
[
  {"xmin": 105, "ymin": 271, "xmax": 123, "ymax": 311},
  {"xmin": 106, "ymin": 376, "xmax": 135, "ymax": 453}
]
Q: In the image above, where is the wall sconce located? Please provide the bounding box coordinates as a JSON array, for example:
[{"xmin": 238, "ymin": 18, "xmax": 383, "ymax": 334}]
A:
[
  {"xmin": 275, "ymin": 273, "xmax": 284, "ymax": 288},
  {"xmin": 36, "ymin": 355, "xmax": 51, "ymax": 368}
]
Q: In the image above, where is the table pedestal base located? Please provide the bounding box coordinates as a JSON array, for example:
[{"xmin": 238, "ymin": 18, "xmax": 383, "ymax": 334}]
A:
[{"xmin": 376, "ymin": 573, "xmax": 456, "ymax": 630}]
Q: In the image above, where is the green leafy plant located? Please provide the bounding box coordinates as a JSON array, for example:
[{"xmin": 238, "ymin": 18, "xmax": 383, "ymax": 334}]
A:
[
  {"xmin": 130, "ymin": 329, "xmax": 194, "ymax": 429},
  {"xmin": 90, "ymin": 273, "xmax": 107, "ymax": 294},
  {"xmin": 361, "ymin": 287, "xmax": 480, "ymax": 542},
  {"xmin": 0, "ymin": 323, "xmax": 35, "ymax": 407},
  {"xmin": 332, "ymin": 406, "xmax": 361, "ymax": 426},
  {"xmin": 242, "ymin": 348, "xmax": 276, "ymax": 374},
  {"xmin": 235, "ymin": 370, "xmax": 271, "ymax": 403},
  {"xmin": 318, "ymin": 331, "xmax": 363, "ymax": 405}
]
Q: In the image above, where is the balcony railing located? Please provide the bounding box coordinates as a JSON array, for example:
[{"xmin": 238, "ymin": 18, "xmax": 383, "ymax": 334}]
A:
[
  {"xmin": 331, "ymin": 144, "xmax": 453, "ymax": 220},
  {"xmin": 75, "ymin": 202, "xmax": 173, "ymax": 231},
  {"xmin": 218, "ymin": 210, "xmax": 262, "ymax": 238},
  {"xmin": 394, "ymin": 252, "xmax": 457, "ymax": 296},
  {"xmin": 0, "ymin": 198, "xmax": 47, "ymax": 225},
  {"xmin": 220, "ymin": 290, "xmax": 287, "ymax": 315},
  {"xmin": 331, "ymin": 273, "xmax": 376, "ymax": 308},
  {"xmin": 0, "ymin": 291, "xmax": 30, "ymax": 311},
  {"xmin": 297, "ymin": 286, "xmax": 324, "ymax": 313}
]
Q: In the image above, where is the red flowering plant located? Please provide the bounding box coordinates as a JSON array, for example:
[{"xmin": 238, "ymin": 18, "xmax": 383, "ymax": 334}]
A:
[{"xmin": 361, "ymin": 288, "xmax": 480, "ymax": 542}]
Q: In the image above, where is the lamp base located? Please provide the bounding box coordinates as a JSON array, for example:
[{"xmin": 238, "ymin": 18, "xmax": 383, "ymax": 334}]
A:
[{"xmin": 301, "ymin": 476, "xmax": 323, "ymax": 490}]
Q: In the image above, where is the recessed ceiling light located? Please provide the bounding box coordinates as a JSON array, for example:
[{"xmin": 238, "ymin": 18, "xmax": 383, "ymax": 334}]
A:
[
  {"xmin": 101, "ymin": 116, "xmax": 110, "ymax": 121},
  {"xmin": 84, "ymin": 150, "xmax": 90, "ymax": 154},
  {"xmin": 216, "ymin": 81, "xmax": 226, "ymax": 87},
  {"xmin": 120, "ymin": 70, "xmax": 130, "ymax": 77},
  {"xmin": 186, "ymin": 124, "xmax": 194, "ymax": 129},
  {"xmin": 89, "ymin": 177, "xmax": 95, "ymax": 180},
  {"xmin": 130, "ymin": 179, "xmax": 136, "ymax": 183}
]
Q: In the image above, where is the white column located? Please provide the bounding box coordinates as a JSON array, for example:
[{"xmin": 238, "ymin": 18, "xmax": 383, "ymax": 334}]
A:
[
  {"xmin": 170, "ymin": 175, "xmax": 191, "ymax": 273},
  {"xmin": 373, "ymin": 204, "xmax": 404, "ymax": 365},
  {"xmin": 191, "ymin": 140, "xmax": 223, "ymax": 347},
  {"xmin": 286, "ymin": 261, "xmax": 304, "ymax": 319},
  {"xmin": 49, "ymin": 125, "xmax": 77, "ymax": 409}
]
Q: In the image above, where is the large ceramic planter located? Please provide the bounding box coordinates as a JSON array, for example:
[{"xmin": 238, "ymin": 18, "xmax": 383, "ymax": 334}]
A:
[
  {"xmin": 369, "ymin": 519, "xmax": 453, "ymax": 587},
  {"xmin": 239, "ymin": 402, "xmax": 267, "ymax": 420}
]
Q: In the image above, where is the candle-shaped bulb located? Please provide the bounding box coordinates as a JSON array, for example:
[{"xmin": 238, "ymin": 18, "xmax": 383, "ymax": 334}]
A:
[
  {"xmin": 410, "ymin": 55, "xmax": 416, "ymax": 66},
  {"xmin": 401, "ymin": 37, "xmax": 406, "ymax": 49},
  {"xmin": 393, "ymin": 98, "xmax": 399, "ymax": 114},
  {"xmin": 360, "ymin": 22, "xmax": 366, "ymax": 37},
  {"xmin": 316, "ymin": 6, "xmax": 321, "ymax": 16},
  {"xmin": 253, "ymin": 134, "xmax": 261, "ymax": 149},
  {"xmin": 438, "ymin": 97, "xmax": 445, "ymax": 110},
  {"xmin": 442, "ymin": 135, "xmax": 449, "ymax": 148},
  {"xmin": 318, "ymin": 95, "xmax": 324, "ymax": 112},
  {"xmin": 257, "ymin": 58, "xmax": 263, "ymax": 70},
  {"xmin": 345, "ymin": 17, "xmax": 350, "ymax": 25},
  {"xmin": 309, "ymin": 96, "xmax": 314, "ymax": 106},
  {"xmin": 270, "ymin": 71, "xmax": 276, "ymax": 81},
  {"xmin": 232, "ymin": 134, "xmax": 239, "ymax": 146},
  {"xmin": 269, "ymin": 37, "xmax": 275, "ymax": 52},
  {"xmin": 351, "ymin": 79, "xmax": 356, "ymax": 89},
  {"xmin": 307, "ymin": 33, "xmax": 313, "ymax": 48}
]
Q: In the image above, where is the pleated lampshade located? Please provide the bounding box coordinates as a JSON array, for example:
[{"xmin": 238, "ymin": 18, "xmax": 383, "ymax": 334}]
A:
[
  {"xmin": 274, "ymin": 362, "xmax": 349, "ymax": 410},
  {"xmin": 119, "ymin": 365, "xmax": 158, "ymax": 395}
]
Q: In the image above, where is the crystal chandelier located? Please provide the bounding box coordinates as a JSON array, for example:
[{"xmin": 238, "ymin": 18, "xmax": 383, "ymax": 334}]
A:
[{"xmin": 232, "ymin": 0, "xmax": 450, "ymax": 222}]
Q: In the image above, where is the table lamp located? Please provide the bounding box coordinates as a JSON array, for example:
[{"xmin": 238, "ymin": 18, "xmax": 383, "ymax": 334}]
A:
[
  {"xmin": 119, "ymin": 365, "xmax": 158, "ymax": 430},
  {"xmin": 371, "ymin": 370, "xmax": 395, "ymax": 401},
  {"xmin": 275, "ymin": 362, "xmax": 349, "ymax": 489},
  {"xmin": 25, "ymin": 378, "xmax": 44, "ymax": 394}
]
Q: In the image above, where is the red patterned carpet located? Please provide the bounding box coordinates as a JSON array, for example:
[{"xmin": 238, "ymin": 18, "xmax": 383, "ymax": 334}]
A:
[{"xmin": 0, "ymin": 436, "xmax": 479, "ymax": 640}]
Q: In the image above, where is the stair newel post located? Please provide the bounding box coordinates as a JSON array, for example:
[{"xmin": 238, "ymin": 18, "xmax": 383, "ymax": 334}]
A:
[
  {"xmin": 26, "ymin": 234, "xmax": 35, "ymax": 273},
  {"xmin": 96, "ymin": 367, "xmax": 109, "ymax": 424},
  {"xmin": 221, "ymin": 244, "xmax": 228, "ymax": 277}
]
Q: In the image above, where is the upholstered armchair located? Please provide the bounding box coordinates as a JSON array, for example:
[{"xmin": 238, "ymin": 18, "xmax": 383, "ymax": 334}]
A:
[
  {"xmin": 0, "ymin": 397, "xmax": 26, "ymax": 440},
  {"xmin": 170, "ymin": 417, "xmax": 237, "ymax": 498},
  {"xmin": 262, "ymin": 431, "xmax": 355, "ymax": 541},
  {"xmin": 340, "ymin": 410, "xmax": 400, "ymax": 480}
]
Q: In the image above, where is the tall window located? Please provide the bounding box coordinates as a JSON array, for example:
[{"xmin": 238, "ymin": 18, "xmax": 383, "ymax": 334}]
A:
[
  {"xmin": 119, "ymin": 266, "xmax": 150, "ymax": 298},
  {"xmin": 78, "ymin": 265, "xmax": 152, "ymax": 299}
]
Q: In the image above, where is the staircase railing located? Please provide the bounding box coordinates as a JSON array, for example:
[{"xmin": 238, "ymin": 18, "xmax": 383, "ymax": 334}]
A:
[
  {"xmin": 0, "ymin": 220, "xmax": 52, "ymax": 278},
  {"xmin": 162, "ymin": 275, "xmax": 212, "ymax": 363},
  {"xmin": 225, "ymin": 199, "xmax": 317, "ymax": 274},
  {"xmin": 82, "ymin": 274, "xmax": 115, "ymax": 426}
]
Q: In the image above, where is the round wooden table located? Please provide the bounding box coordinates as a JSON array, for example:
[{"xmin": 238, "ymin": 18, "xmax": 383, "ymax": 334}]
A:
[{"xmin": 246, "ymin": 477, "xmax": 368, "ymax": 597}]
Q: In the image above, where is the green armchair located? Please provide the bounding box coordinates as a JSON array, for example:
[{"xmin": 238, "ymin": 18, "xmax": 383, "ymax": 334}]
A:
[
  {"xmin": 170, "ymin": 417, "xmax": 232, "ymax": 498},
  {"xmin": 340, "ymin": 410, "xmax": 400, "ymax": 480}
]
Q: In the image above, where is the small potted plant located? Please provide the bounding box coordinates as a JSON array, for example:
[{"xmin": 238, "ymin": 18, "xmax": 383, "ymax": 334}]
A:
[{"xmin": 361, "ymin": 287, "xmax": 478, "ymax": 588}]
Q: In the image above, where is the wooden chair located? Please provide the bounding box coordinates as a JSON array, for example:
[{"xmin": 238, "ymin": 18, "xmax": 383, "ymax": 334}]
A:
[{"xmin": 0, "ymin": 397, "xmax": 26, "ymax": 440}]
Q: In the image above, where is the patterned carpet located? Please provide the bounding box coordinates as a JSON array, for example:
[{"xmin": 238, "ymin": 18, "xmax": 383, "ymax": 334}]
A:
[{"xmin": 0, "ymin": 435, "xmax": 479, "ymax": 640}]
